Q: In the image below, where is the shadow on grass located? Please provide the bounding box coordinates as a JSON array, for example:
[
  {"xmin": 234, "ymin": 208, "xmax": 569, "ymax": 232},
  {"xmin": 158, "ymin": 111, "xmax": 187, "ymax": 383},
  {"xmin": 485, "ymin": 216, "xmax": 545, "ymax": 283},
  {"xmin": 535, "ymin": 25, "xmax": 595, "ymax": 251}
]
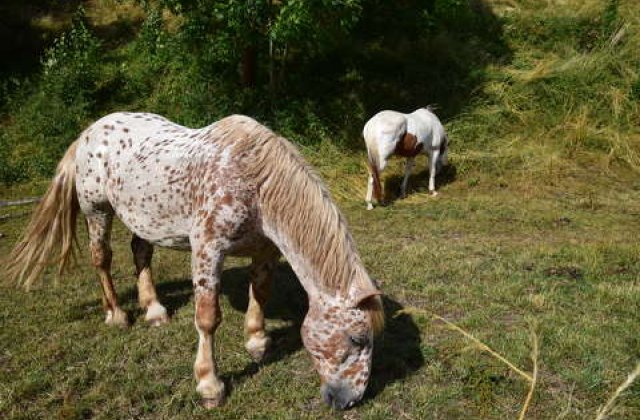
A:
[
  {"xmin": 71, "ymin": 261, "xmax": 423, "ymax": 402},
  {"xmin": 219, "ymin": 263, "xmax": 307, "ymax": 389},
  {"xmin": 383, "ymin": 162, "xmax": 458, "ymax": 205},
  {"xmin": 365, "ymin": 295, "xmax": 425, "ymax": 402}
]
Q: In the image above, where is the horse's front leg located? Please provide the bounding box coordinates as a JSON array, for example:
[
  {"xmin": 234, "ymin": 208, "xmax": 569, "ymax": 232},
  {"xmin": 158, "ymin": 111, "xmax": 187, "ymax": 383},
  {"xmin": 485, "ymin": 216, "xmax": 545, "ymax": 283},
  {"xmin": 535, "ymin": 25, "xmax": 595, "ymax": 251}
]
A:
[
  {"xmin": 400, "ymin": 157, "xmax": 415, "ymax": 199},
  {"xmin": 428, "ymin": 148, "xmax": 440, "ymax": 196},
  {"xmin": 245, "ymin": 245, "xmax": 280, "ymax": 362},
  {"xmin": 191, "ymin": 241, "xmax": 225, "ymax": 408},
  {"xmin": 131, "ymin": 235, "xmax": 169, "ymax": 326},
  {"xmin": 365, "ymin": 173, "xmax": 374, "ymax": 210}
]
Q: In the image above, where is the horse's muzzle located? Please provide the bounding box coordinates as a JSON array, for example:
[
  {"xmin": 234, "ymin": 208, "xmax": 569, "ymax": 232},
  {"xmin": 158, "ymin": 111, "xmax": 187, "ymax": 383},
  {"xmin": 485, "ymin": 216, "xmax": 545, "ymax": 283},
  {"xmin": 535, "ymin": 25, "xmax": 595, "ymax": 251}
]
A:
[{"xmin": 321, "ymin": 383, "xmax": 361, "ymax": 410}]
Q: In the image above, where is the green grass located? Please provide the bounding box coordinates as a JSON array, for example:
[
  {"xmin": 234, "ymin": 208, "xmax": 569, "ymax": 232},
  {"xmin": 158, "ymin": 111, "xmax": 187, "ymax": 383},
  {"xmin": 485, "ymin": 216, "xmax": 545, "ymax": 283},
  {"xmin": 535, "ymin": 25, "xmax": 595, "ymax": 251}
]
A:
[
  {"xmin": 1, "ymin": 160, "xmax": 639, "ymax": 418},
  {"xmin": 2, "ymin": 0, "xmax": 640, "ymax": 418}
]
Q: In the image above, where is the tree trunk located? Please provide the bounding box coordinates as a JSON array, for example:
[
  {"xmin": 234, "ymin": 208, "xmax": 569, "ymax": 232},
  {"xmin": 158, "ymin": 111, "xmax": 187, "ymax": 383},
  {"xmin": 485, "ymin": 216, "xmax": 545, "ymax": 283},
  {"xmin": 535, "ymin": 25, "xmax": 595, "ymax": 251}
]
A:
[{"xmin": 241, "ymin": 45, "xmax": 257, "ymax": 87}]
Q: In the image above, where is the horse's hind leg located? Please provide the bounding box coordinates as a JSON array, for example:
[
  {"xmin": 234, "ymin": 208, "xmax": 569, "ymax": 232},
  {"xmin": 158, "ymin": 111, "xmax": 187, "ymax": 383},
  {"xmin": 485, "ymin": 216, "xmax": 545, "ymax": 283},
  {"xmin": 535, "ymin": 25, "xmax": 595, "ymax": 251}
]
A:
[
  {"xmin": 245, "ymin": 246, "xmax": 279, "ymax": 362},
  {"xmin": 400, "ymin": 157, "xmax": 415, "ymax": 199},
  {"xmin": 87, "ymin": 212, "xmax": 128, "ymax": 327},
  {"xmin": 131, "ymin": 235, "xmax": 169, "ymax": 326}
]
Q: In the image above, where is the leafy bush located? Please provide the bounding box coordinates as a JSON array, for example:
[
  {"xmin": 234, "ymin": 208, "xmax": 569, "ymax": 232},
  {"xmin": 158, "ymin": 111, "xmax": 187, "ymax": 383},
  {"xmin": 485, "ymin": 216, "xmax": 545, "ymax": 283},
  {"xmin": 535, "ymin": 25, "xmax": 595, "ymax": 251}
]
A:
[
  {"xmin": 1, "ymin": 6, "xmax": 102, "ymax": 181},
  {"xmin": 1, "ymin": 0, "xmax": 638, "ymax": 185}
]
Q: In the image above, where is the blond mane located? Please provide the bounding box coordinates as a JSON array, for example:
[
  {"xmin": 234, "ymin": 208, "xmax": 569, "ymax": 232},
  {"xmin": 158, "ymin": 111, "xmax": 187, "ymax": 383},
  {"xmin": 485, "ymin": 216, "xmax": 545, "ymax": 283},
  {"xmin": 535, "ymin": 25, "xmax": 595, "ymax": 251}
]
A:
[
  {"xmin": 209, "ymin": 115, "xmax": 384, "ymax": 333},
  {"xmin": 208, "ymin": 116, "xmax": 383, "ymax": 331},
  {"xmin": 218, "ymin": 117, "xmax": 364, "ymax": 292}
]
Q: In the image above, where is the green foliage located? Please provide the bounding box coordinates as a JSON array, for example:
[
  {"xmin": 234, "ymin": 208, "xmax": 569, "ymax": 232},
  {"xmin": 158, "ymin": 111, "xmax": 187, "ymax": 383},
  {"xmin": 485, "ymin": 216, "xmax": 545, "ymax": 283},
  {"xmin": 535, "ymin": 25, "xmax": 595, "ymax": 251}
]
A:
[
  {"xmin": 137, "ymin": 6, "xmax": 165, "ymax": 59},
  {"xmin": 1, "ymin": 6, "xmax": 102, "ymax": 182},
  {"xmin": 1, "ymin": 0, "xmax": 639, "ymax": 184},
  {"xmin": 40, "ymin": 6, "xmax": 101, "ymax": 103}
]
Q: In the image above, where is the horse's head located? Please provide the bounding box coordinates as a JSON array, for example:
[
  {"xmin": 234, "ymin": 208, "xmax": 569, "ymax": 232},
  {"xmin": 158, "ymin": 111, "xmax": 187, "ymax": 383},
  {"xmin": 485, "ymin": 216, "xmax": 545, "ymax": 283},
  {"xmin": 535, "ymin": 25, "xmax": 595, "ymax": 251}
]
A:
[{"xmin": 301, "ymin": 288, "xmax": 384, "ymax": 409}]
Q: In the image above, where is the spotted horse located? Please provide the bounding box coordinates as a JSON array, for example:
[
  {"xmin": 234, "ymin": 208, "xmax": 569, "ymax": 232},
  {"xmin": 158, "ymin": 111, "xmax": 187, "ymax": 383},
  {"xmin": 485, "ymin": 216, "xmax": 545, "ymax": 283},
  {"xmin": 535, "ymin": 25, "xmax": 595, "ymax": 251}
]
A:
[{"xmin": 6, "ymin": 112, "xmax": 384, "ymax": 410}]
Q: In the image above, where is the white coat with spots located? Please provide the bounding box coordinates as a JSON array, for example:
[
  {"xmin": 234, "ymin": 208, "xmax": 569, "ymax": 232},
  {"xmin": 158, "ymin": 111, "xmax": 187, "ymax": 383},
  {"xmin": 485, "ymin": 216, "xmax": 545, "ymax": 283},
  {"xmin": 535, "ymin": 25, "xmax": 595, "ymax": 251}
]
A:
[{"xmin": 7, "ymin": 112, "xmax": 385, "ymax": 410}]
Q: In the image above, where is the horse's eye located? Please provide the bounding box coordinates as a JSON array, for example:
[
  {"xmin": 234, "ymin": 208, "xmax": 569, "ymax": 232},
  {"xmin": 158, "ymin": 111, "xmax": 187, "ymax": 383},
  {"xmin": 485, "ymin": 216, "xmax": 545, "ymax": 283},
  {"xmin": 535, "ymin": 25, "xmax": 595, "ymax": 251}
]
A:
[{"xmin": 349, "ymin": 334, "xmax": 368, "ymax": 348}]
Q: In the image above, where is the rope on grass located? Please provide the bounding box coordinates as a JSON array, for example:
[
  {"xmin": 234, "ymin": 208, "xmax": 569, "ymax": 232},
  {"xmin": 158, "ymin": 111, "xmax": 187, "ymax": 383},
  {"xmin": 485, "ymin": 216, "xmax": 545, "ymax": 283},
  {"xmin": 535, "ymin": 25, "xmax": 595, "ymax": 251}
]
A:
[
  {"xmin": 0, "ymin": 197, "xmax": 41, "ymax": 208},
  {"xmin": 595, "ymin": 361, "xmax": 640, "ymax": 420},
  {"xmin": 518, "ymin": 325, "xmax": 539, "ymax": 420},
  {"xmin": 396, "ymin": 306, "xmax": 533, "ymax": 382},
  {"xmin": 396, "ymin": 306, "xmax": 540, "ymax": 419}
]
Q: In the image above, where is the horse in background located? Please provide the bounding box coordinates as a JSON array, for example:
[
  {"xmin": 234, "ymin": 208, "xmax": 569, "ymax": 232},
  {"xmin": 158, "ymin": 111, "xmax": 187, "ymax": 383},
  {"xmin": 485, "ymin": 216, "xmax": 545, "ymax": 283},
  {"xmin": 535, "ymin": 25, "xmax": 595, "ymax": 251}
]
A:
[
  {"xmin": 6, "ymin": 112, "xmax": 384, "ymax": 410},
  {"xmin": 364, "ymin": 107, "xmax": 449, "ymax": 209}
]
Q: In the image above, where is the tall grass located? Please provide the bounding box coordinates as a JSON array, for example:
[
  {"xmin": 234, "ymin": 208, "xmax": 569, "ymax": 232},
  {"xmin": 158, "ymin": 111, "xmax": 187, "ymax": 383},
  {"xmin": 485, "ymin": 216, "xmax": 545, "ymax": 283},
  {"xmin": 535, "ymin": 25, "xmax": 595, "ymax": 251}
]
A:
[
  {"xmin": 450, "ymin": 0, "xmax": 640, "ymax": 191},
  {"xmin": 0, "ymin": 0, "xmax": 639, "ymax": 190}
]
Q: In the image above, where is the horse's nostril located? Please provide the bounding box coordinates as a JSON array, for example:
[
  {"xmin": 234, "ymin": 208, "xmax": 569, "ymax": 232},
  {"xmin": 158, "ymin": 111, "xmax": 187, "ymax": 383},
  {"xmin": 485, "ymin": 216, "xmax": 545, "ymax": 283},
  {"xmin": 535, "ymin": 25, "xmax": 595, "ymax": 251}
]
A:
[
  {"xmin": 321, "ymin": 383, "xmax": 360, "ymax": 410},
  {"xmin": 321, "ymin": 384, "xmax": 335, "ymax": 407}
]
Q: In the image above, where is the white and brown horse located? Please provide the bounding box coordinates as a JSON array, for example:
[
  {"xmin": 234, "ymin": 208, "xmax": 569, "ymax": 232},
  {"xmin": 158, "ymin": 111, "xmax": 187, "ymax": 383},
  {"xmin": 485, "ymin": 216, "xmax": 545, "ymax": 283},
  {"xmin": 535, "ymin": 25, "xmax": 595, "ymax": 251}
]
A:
[
  {"xmin": 364, "ymin": 107, "xmax": 449, "ymax": 209},
  {"xmin": 6, "ymin": 113, "xmax": 384, "ymax": 410}
]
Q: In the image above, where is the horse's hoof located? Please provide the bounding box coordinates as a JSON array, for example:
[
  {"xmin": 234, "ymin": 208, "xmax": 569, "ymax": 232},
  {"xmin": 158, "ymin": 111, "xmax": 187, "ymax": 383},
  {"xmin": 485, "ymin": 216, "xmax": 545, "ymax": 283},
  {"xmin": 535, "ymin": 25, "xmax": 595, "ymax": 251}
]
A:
[
  {"xmin": 430, "ymin": 191, "xmax": 439, "ymax": 197},
  {"xmin": 200, "ymin": 396, "xmax": 225, "ymax": 409},
  {"xmin": 197, "ymin": 378, "xmax": 225, "ymax": 407},
  {"xmin": 366, "ymin": 203, "xmax": 374, "ymax": 210},
  {"xmin": 145, "ymin": 302, "xmax": 169, "ymax": 327},
  {"xmin": 148, "ymin": 316, "xmax": 169, "ymax": 327},
  {"xmin": 105, "ymin": 308, "xmax": 129, "ymax": 328},
  {"xmin": 246, "ymin": 336, "xmax": 271, "ymax": 362}
]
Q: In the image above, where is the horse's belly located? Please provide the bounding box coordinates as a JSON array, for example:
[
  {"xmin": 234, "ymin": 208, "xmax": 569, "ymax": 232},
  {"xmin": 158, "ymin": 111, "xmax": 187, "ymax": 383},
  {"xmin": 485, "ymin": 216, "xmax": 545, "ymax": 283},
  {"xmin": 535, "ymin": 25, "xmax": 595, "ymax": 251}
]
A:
[
  {"xmin": 226, "ymin": 231, "xmax": 272, "ymax": 257},
  {"xmin": 149, "ymin": 235, "xmax": 191, "ymax": 250},
  {"xmin": 395, "ymin": 133, "xmax": 424, "ymax": 157},
  {"xmin": 112, "ymin": 202, "xmax": 192, "ymax": 249}
]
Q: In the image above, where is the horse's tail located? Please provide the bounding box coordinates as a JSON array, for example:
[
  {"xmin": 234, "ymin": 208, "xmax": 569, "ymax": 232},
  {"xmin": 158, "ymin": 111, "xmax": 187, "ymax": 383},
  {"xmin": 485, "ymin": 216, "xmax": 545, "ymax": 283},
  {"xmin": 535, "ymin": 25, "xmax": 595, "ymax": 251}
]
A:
[
  {"xmin": 6, "ymin": 141, "xmax": 81, "ymax": 289},
  {"xmin": 440, "ymin": 132, "xmax": 449, "ymax": 166},
  {"xmin": 367, "ymin": 149, "xmax": 383, "ymax": 203}
]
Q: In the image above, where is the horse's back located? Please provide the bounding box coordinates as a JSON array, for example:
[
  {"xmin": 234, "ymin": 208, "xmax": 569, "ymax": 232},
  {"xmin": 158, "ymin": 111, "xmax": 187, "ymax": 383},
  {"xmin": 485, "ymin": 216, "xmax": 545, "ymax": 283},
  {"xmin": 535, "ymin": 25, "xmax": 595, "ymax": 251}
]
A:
[
  {"xmin": 74, "ymin": 112, "xmax": 213, "ymax": 247},
  {"xmin": 407, "ymin": 108, "xmax": 445, "ymax": 148},
  {"xmin": 73, "ymin": 112, "xmax": 276, "ymax": 251}
]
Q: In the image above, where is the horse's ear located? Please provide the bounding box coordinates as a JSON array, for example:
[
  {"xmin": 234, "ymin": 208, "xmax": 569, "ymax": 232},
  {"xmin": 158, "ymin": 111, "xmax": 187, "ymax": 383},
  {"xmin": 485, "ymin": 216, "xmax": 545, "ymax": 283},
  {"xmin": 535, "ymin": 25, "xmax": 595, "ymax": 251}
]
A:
[
  {"xmin": 351, "ymin": 288, "xmax": 385, "ymax": 335},
  {"xmin": 350, "ymin": 287, "xmax": 382, "ymax": 308}
]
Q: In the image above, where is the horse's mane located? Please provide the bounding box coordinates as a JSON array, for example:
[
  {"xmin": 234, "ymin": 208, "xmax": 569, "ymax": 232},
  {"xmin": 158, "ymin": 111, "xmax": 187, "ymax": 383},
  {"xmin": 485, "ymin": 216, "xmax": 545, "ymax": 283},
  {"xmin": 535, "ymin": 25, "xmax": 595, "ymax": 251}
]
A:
[{"xmin": 210, "ymin": 115, "xmax": 383, "ymax": 332}]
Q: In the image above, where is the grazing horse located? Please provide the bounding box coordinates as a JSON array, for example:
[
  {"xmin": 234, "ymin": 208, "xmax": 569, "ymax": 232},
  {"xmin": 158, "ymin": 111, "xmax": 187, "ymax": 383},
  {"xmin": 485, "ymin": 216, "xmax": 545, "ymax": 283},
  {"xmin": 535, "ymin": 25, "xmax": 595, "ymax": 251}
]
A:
[
  {"xmin": 6, "ymin": 113, "xmax": 384, "ymax": 410},
  {"xmin": 364, "ymin": 107, "xmax": 449, "ymax": 209}
]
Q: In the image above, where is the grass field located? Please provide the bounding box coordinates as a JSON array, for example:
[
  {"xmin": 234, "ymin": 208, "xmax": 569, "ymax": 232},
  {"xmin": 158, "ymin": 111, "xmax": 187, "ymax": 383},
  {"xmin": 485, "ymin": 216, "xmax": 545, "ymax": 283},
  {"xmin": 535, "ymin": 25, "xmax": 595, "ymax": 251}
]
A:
[
  {"xmin": 1, "ymin": 154, "xmax": 639, "ymax": 419},
  {"xmin": 2, "ymin": 0, "xmax": 640, "ymax": 418}
]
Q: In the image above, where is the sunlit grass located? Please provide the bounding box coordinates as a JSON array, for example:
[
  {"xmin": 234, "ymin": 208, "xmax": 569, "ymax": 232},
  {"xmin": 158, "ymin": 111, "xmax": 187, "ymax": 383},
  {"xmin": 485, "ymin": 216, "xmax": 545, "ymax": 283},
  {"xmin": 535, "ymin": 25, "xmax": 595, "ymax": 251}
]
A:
[{"xmin": 2, "ymin": 0, "xmax": 640, "ymax": 417}]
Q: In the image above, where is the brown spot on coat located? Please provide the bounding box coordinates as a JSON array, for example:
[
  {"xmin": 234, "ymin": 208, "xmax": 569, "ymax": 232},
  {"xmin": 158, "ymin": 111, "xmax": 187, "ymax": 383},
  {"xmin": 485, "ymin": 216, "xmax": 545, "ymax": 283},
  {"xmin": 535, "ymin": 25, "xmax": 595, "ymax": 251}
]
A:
[
  {"xmin": 195, "ymin": 291, "xmax": 220, "ymax": 332},
  {"xmin": 395, "ymin": 132, "xmax": 423, "ymax": 157},
  {"xmin": 343, "ymin": 361, "xmax": 364, "ymax": 378}
]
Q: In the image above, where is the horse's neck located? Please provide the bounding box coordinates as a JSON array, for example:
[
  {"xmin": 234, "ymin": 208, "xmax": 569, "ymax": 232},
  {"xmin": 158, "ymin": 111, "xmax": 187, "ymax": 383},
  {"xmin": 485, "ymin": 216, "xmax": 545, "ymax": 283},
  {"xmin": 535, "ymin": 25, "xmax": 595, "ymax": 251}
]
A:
[
  {"xmin": 260, "ymin": 222, "xmax": 329, "ymax": 300},
  {"xmin": 244, "ymin": 133, "xmax": 365, "ymax": 303},
  {"xmin": 260, "ymin": 213, "xmax": 365, "ymax": 305}
]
